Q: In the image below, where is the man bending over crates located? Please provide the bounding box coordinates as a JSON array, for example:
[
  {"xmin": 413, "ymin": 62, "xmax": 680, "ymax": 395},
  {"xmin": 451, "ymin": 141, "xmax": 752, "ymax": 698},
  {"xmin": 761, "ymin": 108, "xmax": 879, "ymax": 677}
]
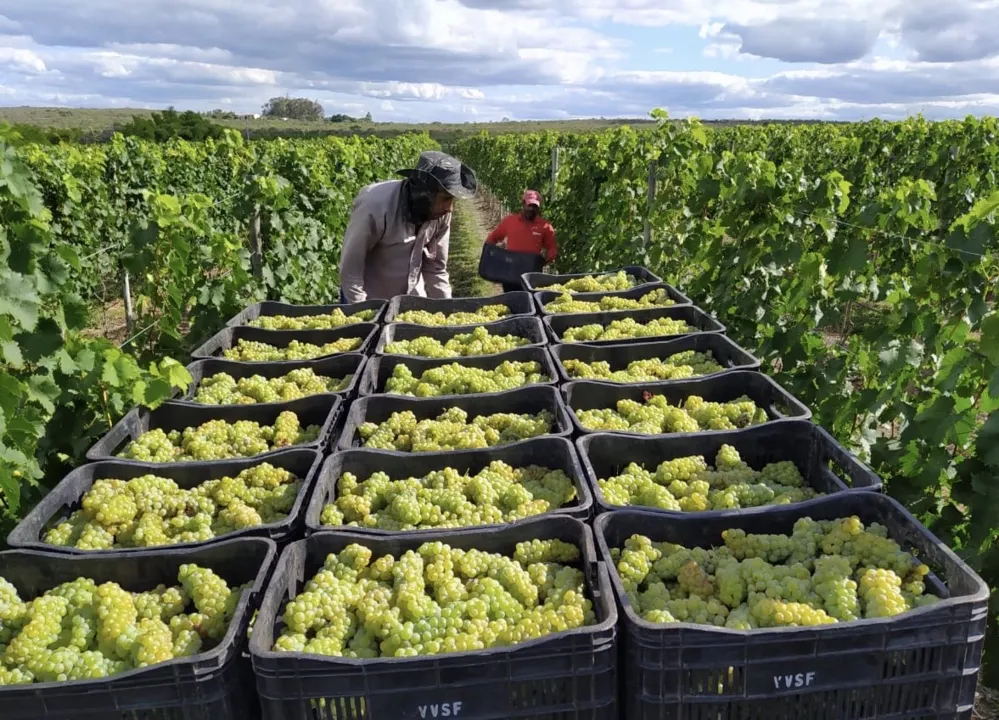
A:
[
  {"xmin": 338, "ymin": 151, "xmax": 478, "ymax": 302},
  {"xmin": 484, "ymin": 190, "xmax": 557, "ymax": 293}
]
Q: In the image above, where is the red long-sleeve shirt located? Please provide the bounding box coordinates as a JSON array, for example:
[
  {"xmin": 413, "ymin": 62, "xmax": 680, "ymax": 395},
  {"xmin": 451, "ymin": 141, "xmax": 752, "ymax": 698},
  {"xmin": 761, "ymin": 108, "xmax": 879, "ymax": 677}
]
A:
[{"xmin": 485, "ymin": 213, "xmax": 557, "ymax": 262}]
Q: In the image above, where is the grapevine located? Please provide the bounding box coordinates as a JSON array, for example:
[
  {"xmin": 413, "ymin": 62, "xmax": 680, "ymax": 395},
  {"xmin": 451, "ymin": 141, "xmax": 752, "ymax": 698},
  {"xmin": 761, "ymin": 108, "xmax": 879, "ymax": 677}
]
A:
[
  {"xmin": 271, "ymin": 540, "xmax": 594, "ymax": 657},
  {"xmin": 248, "ymin": 309, "xmax": 376, "ymax": 330},
  {"xmin": 0, "ymin": 567, "xmax": 247, "ymax": 684},
  {"xmin": 561, "ymin": 316, "xmax": 692, "ymax": 343},
  {"xmin": 385, "ymin": 325, "xmax": 528, "ymax": 357},
  {"xmin": 384, "ymin": 361, "xmax": 548, "ymax": 396},
  {"xmin": 612, "ymin": 516, "xmax": 937, "ymax": 629},
  {"xmin": 577, "ymin": 393, "xmax": 767, "ymax": 433},
  {"xmin": 563, "ymin": 351, "xmax": 723, "ymax": 382},
  {"xmin": 394, "ymin": 305, "xmax": 509, "ymax": 325},
  {"xmin": 118, "ymin": 412, "xmax": 322, "ymax": 462},
  {"xmin": 358, "ymin": 407, "xmax": 553, "ymax": 451},
  {"xmin": 222, "ymin": 337, "xmax": 362, "ymax": 362},
  {"xmin": 544, "ymin": 289, "xmax": 676, "ymax": 314},
  {"xmin": 43, "ymin": 463, "xmax": 302, "ymax": 549},
  {"xmin": 194, "ymin": 369, "xmax": 350, "ymax": 404},
  {"xmin": 320, "ymin": 460, "xmax": 576, "ymax": 530},
  {"xmin": 597, "ymin": 444, "xmax": 818, "ymax": 511}
]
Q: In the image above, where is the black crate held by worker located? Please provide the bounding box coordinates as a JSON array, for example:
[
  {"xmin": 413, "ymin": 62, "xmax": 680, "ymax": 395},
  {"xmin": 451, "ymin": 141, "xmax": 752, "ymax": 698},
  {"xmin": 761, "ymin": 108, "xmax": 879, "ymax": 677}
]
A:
[
  {"xmin": 191, "ymin": 324, "xmax": 379, "ymax": 361},
  {"xmin": 577, "ymin": 420, "xmax": 882, "ymax": 517},
  {"xmin": 85, "ymin": 395, "xmax": 343, "ymax": 463},
  {"xmin": 521, "ymin": 265, "xmax": 663, "ymax": 293},
  {"xmin": 593, "ymin": 497, "xmax": 989, "ymax": 720},
  {"xmin": 534, "ymin": 282, "xmax": 693, "ymax": 316},
  {"xmin": 8, "ymin": 449, "xmax": 323, "ymax": 554},
  {"xmin": 0, "ymin": 537, "xmax": 277, "ymax": 720},
  {"xmin": 562, "ymin": 371, "xmax": 811, "ymax": 437},
  {"xmin": 551, "ymin": 334, "xmax": 761, "ymax": 385},
  {"xmin": 477, "ymin": 243, "xmax": 545, "ymax": 286},
  {"xmin": 383, "ymin": 291, "xmax": 537, "ymax": 324},
  {"xmin": 178, "ymin": 354, "xmax": 368, "ymax": 406},
  {"xmin": 338, "ymin": 385, "xmax": 573, "ymax": 451},
  {"xmin": 374, "ymin": 316, "xmax": 548, "ymax": 358},
  {"xmin": 544, "ymin": 305, "xmax": 725, "ymax": 346},
  {"xmin": 305, "ymin": 436, "xmax": 594, "ymax": 535},
  {"xmin": 225, "ymin": 299, "xmax": 388, "ymax": 328},
  {"xmin": 249, "ymin": 516, "xmax": 618, "ymax": 720}
]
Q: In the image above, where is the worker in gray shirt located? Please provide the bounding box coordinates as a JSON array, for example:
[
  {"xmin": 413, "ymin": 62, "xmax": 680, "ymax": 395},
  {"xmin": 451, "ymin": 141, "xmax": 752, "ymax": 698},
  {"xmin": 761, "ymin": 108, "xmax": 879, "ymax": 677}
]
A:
[{"xmin": 338, "ymin": 151, "xmax": 477, "ymax": 302}]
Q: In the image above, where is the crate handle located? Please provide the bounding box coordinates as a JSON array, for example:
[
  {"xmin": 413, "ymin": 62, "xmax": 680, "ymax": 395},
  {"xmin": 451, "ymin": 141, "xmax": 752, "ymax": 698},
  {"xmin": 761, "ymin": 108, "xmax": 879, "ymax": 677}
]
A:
[
  {"xmin": 766, "ymin": 402, "xmax": 787, "ymax": 420},
  {"xmin": 820, "ymin": 439, "xmax": 880, "ymax": 490},
  {"xmin": 98, "ymin": 415, "xmax": 136, "ymax": 457}
]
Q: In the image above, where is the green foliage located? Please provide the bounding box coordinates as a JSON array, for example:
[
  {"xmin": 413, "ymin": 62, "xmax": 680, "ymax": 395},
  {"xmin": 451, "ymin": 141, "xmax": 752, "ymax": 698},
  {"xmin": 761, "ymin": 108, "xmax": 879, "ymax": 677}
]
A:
[
  {"xmin": 117, "ymin": 108, "xmax": 225, "ymax": 142},
  {"xmin": 456, "ymin": 113, "xmax": 999, "ymax": 676},
  {"xmin": 262, "ymin": 96, "xmax": 325, "ymax": 121}
]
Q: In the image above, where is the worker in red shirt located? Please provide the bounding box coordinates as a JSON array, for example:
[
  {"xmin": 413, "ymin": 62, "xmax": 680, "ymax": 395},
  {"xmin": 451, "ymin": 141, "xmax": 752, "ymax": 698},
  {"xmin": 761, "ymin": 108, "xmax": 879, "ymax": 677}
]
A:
[{"xmin": 484, "ymin": 190, "xmax": 557, "ymax": 293}]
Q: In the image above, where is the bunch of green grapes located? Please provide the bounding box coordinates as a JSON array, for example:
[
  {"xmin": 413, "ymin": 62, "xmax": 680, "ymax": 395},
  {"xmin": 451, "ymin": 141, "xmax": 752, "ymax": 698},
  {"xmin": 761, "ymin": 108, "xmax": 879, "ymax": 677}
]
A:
[
  {"xmin": 563, "ymin": 351, "xmax": 724, "ymax": 382},
  {"xmin": 359, "ymin": 407, "xmax": 553, "ymax": 451},
  {"xmin": 271, "ymin": 539, "xmax": 594, "ymax": 658},
  {"xmin": 384, "ymin": 361, "xmax": 548, "ymax": 396},
  {"xmin": 320, "ymin": 460, "xmax": 576, "ymax": 530},
  {"xmin": 612, "ymin": 515, "xmax": 937, "ymax": 630},
  {"xmin": 578, "ymin": 393, "xmax": 767, "ymax": 434},
  {"xmin": 0, "ymin": 566, "xmax": 249, "ymax": 685},
  {"xmin": 222, "ymin": 337, "xmax": 362, "ymax": 362},
  {"xmin": 385, "ymin": 325, "xmax": 529, "ymax": 358},
  {"xmin": 394, "ymin": 304, "xmax": 509, "ymax": 326},
  {"xmin": 248, "ymin": 308, "xmax": 376, "ymax": 330},
  {"xmin": 545, "ymin": 288, "xmax": 676, "ymax": 314},
  {"xmin": 543, "ymin": 270, "xmax": 638, "ymax": 294},
  {"xmin": 598, "ymin": 444, "xmax": 818, "ymax": 511},
  {"xmin": 562, "ymin": 316, "xmax": 692, "ymax": 343},
  {"xmin": 118, "ymin": 411, "xmax": 322, "ymax": 462},
  {"xmin": 194, "ymin": 369, "xmax": 350, "ymax": 404},
  {"xmin": 43, "ymin": 464, "xmax": 302, "ymax": 550}
]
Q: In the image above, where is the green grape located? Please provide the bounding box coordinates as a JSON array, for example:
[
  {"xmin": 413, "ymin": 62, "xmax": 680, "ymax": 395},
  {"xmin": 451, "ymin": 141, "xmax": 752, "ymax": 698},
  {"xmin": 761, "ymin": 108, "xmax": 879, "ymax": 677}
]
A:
[
  {"xmin": 543, "ymin": 271, "xmax": 638, "ymax": 293},
  {"xmin": 43, "ymin": 463, "xmax": 302, "ymax": 550},
  {"xmin": 222, "ymin": 337, "xmax": 362, "ymax": 361},
  {"xmin": 194, "ymin": 368, "xmax": 350, "ymax": 404},
  {"xmin": 544, "ymin": 288, "xmax": 676, "ymax": 314},
  {"xmin": 385, "ymin": 325, "xmax": 528, "ymax": 358},
  {"xmin": 618, "ymin": 516, "xmax": 940, "ymax": 629},
  {"xmin": 394, "ymin": 304, "xmax": 510, "ymax": 326},
  {"xmin": 384, "ymin": 361, "xmax": 548, "ymax": 396},
  {"xmin": 117, "ymin": 412, "xmax": 320, "ymax": 462},
  {"xmin": 562, "ymin": 316, "xmax": 692, "ymax": 343},
  {"xmin": 597, "ymin": 445, "xmax": 818, "ymax": 512},
  {"xmin": 577, "ymin": 393, "xmax": 767, "ymax": 434},
  {"xmin": 358, "ymin": 407, "xmax": 553, "ymax": 451},
  {"xmin": 321, "ymin": 461, "xmax": 576, "ymax": 530},
  {"xmin": 272, "ymin": 541, "xmax": 594, "ymax": 658},
  {"xmin": 563, "ymin": 350, "xmax": 724, "ymax": 382},
  {"xmin": 248, "ymin": 308, "xmax": 376, "ymax": 330},
  {"xmin": 0, "ymin": 565, "xmax": 243, "ymax": 684}
]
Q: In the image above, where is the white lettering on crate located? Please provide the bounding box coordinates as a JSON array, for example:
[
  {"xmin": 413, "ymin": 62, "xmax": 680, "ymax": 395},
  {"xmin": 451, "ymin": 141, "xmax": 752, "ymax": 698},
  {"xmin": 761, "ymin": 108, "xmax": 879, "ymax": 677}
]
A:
[
  {"xmin": 417, "ymin": 701, "xmax": 463, "ymax": 718},
  {"xmin": 772, "ymin": 672, "xmax": 816, "ymax": 690}
]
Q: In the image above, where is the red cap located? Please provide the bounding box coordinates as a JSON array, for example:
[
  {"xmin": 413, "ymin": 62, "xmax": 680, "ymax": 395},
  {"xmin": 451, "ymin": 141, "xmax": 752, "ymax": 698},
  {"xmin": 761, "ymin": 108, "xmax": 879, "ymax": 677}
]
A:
[{"xmin": 522, "ymin": 190, "xmax": 541, "ymax": 207}]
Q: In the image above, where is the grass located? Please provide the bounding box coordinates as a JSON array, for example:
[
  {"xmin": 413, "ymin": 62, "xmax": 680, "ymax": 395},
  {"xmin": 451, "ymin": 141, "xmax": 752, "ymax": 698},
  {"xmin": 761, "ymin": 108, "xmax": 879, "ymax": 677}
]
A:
[{"xmin": 447, "ymin": 200, "xmax": 499, "ymax": 298}]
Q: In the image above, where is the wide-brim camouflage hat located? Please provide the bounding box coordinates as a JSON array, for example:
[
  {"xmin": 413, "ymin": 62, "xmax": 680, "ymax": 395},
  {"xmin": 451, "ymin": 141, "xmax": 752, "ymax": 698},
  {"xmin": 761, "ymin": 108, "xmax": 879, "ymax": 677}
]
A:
[{"xmin": 397, "ymin": 151, "xmax": 478, "ymax": 199}]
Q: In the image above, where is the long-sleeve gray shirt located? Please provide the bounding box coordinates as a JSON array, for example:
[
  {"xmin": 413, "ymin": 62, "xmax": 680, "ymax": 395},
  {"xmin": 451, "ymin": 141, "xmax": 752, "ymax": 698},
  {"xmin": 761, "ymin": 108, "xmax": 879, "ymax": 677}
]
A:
[{"xmin": 338, "ymin": 180, "xmax": 451, "ymax": 302}]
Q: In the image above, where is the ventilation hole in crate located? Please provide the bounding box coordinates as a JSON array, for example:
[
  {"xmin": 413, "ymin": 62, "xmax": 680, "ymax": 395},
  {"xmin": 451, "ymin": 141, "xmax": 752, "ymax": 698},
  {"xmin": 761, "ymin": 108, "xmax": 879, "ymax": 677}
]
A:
[
  {"xmin": 509, "ymin": 678, "xmax": 574, "ymax": 711},
  {"xmin": 682, "ymin": 665, "xmax": 744, "ymax": 695},
  {"xmin": 882, "ymin": 647, "xmax": 939, "ymax": 679},
  {"xmin": 308, "ymin": 696, "xmax": 367, "ymax": 720}
]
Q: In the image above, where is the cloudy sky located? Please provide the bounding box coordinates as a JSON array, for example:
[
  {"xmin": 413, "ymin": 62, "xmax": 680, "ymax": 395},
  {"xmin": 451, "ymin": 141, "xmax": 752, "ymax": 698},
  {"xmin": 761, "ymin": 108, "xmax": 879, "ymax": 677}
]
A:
[{"xmin": 1, "ymin": 0, "xmax": 998, "ymax": 122}]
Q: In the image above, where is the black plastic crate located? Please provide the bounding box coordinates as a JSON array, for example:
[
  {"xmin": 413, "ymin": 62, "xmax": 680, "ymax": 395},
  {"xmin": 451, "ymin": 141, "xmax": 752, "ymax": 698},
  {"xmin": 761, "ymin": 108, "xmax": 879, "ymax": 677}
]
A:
[
  {"xmin": 383, "ymin": 291, "xmax": 536, "ymax": 324},
  {"xmin": 359, "ymin": 346, "xmax": 558, "ymax": 397},
  {"xmin": 477, "ymin": 243, "xmax": 544, "ymax": 285},
  {"xmin": 249, "ymin": 516, "xmax": 618, "ymax": 720},
  {"xmin": 522, "ymin": 266, "xmax": 662, "ymax": 293},
  {"xmin": 562, "ymin": 371, "xmax": 811, "ymax": 437},
  {"xmin": 535, "ymin": 283, "xmax": 693, "ymax": 316},
  {"xmin": 593, "ymin": 496, "xmax": 989, "ymax": 720},
  {"xmin": 190, "ymin": 324, "xmax": 378, "ymax": 362},
  {"xmin": 177, "ymin": 354, "xmax": 367, "ymax": 406},
  {"xmin": 577, "ymin": 420, "xmax": 882, "ymax": 516},
  {"xmin": 8, "ymin": 449, "xmax": 323, "ymax": 555},
  {"xmin": 225, "ymin": 299, "xmax": 387, "ymax": 328},
  {"xmin": 338, "ymin": 385, "xmax": 573, "ymax": 451},
  {"xmin": 0, "ymin": 537, "xmax": 277, "ymax": 720},
  {"xmin": 304, "ymin": 437, "xmax": 593, "ymax": 535},
  {"xmin": 375, "ymin": 316, "xmax": 548, "ymax": 358},
  {"xmin": 551, "ymin": 334, "xmax": 761, "ymax": 384},
  {"xmin": 544, "ymin": 306, "xmax": 725, "ymax": 346},
  {"xmin": 85, "ymin": 395, "xmax": 342, "ymax": 463}
]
